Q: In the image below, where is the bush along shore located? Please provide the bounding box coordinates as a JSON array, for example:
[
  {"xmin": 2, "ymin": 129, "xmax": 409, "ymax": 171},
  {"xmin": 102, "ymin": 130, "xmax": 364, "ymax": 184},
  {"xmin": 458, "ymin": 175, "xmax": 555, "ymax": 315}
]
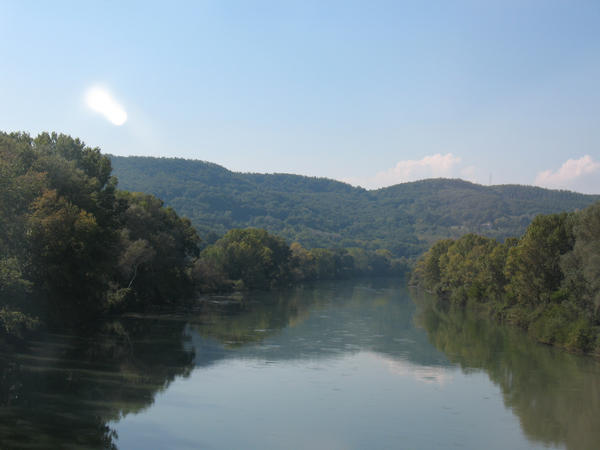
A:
[
  {"xmin": 0, "ymin": 131, "xmax": 408, "ymax": 340},
  {"xmin": 411, "ymin": 201, "xmax": 600, "ymax": 355}
]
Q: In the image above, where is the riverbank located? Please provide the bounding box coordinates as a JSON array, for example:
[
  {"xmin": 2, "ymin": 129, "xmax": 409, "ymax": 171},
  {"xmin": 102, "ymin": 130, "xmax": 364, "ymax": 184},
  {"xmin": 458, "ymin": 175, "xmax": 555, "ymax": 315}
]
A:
[{"xmin": 410, "ymin": 203, "xmax": 600, "ymax": 355}]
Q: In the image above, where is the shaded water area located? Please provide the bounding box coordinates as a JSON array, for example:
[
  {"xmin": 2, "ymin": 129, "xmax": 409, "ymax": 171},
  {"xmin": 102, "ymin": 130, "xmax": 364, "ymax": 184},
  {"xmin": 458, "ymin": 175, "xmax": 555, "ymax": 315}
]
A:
[{"xmin": 1, "ymin": 279, "xmax": 599, "ymax": 449}]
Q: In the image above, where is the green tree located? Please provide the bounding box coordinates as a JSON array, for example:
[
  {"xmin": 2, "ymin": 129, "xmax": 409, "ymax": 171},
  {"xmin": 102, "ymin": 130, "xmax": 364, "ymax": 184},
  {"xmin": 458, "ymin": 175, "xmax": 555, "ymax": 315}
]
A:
[
  {"xmin": 27, "ymin": 190, "xmax": 109, "ymax": 320},
  {"xmin": 200, "ymin": 228, "xmax": 291, "ymax": 290},
  {"xmin": 0, "ymin": 131, "xmax": 202, "ymax": 332},
  {"xmin": 505, "ymin": 213, "xmax": 575, "ymax": 306},
  {"xmin": 561, "ymin": 202, "xmax": 600, "ymax": 315}
]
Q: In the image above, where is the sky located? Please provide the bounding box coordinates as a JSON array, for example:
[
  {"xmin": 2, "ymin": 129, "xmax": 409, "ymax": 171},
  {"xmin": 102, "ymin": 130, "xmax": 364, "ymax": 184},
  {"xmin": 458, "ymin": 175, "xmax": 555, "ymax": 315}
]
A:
[{"xmin": 1, "ymin": 1, "xmax": 600, "ymax": 193}]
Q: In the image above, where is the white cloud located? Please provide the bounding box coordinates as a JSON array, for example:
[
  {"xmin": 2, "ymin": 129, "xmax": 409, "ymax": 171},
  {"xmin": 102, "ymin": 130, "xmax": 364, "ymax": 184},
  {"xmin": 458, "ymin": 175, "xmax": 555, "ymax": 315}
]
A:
[
  {"xmin": 535, "ymin": 155, "xmax": 600, "ymax": 190},
  {"xmin": 85, "ymin": 86, "xmax": 128, "ymax": 126},
  {"xmin": 374, "ymin": 153, "xmax": 462, "ymax": 186},
  {"xmin": 347, "ymin": 153, "xmax": 468, "ymax": 189}
]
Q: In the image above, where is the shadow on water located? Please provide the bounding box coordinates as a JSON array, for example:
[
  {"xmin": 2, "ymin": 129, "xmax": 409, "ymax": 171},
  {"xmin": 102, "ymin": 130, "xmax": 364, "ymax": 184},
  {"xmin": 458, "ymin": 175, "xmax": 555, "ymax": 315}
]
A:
[
  {"xmin": 0, "ymin": 317, "xmax": 196, "ymax": 449},
  {"xmin": 412, "ymin": 293, "xmax": 600, "ymax": 450},
  {"xmin": 1, "ymin": 279, "xmax": 599, "ymax": 449}
]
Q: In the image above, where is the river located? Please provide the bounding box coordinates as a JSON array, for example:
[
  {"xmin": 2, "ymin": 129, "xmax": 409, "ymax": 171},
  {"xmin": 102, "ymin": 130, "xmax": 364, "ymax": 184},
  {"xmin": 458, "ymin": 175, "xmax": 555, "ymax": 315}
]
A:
[{"xmin": 1, "ymin": 279, "xmax": 598, "ymax": 449}]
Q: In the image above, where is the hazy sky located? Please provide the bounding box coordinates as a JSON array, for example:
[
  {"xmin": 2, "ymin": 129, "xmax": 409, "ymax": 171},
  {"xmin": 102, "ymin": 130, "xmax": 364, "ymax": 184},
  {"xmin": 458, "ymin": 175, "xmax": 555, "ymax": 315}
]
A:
[{"xmin": 2, "ymin": 1, "xmax": 599, "ymax": 193}]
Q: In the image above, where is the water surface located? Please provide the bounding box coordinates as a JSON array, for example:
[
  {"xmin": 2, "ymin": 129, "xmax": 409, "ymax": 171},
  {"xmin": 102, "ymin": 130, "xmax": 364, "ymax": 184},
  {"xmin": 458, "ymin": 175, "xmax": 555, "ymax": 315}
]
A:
[{"xmin": 1, "ymin": 279, "xmax": 598, "ymax": 449}]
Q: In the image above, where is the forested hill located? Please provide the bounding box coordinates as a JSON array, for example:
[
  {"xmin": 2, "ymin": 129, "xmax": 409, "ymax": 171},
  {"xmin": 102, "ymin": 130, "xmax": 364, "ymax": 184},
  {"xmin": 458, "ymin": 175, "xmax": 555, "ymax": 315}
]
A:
[{"xmin": 110, "ymin": 155, "xmax": 600, "ymax": 258}]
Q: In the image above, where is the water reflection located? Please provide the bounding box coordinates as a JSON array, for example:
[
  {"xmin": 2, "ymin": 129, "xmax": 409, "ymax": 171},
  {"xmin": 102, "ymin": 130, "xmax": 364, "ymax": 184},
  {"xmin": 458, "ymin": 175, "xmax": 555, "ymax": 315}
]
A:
[
  {"xmin": 191, "ymin": 280, "xmax": 448, "ymax": 369},
  {"xmin": 0, "ymin": 317, "xmax": 195, "ymax": 449},
  {"xmin": 414, "ymin": 295, "xmax": 600, "ymax": 450},
  {"xmin": 0, "ymin": 280, "xmax": 598, "ymax": 449}
]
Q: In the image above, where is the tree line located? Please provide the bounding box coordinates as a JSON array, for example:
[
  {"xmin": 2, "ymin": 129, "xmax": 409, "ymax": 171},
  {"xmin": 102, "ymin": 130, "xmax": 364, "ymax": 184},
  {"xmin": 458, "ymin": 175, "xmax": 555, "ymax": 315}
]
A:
[
  {"xmin": 411, "ymin": 202, "xmax": 600, "ymax": 354},
  {"xmin": 111, "ymin": 156, "xmax": 599, "ymax": 259},
  {"xmin": 0, "ymin": 132, "xmax": 407, "ymax": 338},
  {"xmin": 193, "ymin": 228, "xmax": 407, "ymax": 293}
]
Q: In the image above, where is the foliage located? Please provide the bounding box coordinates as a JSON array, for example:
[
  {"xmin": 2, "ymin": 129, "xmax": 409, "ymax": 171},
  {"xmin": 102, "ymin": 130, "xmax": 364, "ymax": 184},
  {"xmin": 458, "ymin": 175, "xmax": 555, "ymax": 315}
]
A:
[
  {"xmin": 110, "ymin": 156, "xmax": 599, "ymax": 258},
  {"xmin": 0, "ymin": 131, "xmax": 411, "ymax": 337},
  {"xmin": 194, "ymin": 230, "xmax": 409, "ymax": 292},
  {"xmin": 505, "ymin": 213, "xmax": 575, "ymax": 306},
  {"xmin": 197, "ymin": 228, "xmax": 292, "ymax": 290},
  {"xmin": 115, "ymin": 191, "xmax": 200, "ymax": 304},
  {"xmin": 0, "ymin": 131, "xmax": 201, "ymax": 331},
  {"xmin": 412, "ymin": 203, "xmax": 600, "ymax": 354},
  {"xmin": 561, "ymin": 202, "xmax": 600, "ymax": 317}
]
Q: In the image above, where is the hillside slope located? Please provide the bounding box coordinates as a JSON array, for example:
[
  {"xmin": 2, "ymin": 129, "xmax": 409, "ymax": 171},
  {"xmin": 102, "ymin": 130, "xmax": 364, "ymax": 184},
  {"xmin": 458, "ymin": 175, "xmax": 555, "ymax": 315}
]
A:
[{"xmin": 110, "ymin": 156, "xmax": 599, "ymax": 258}]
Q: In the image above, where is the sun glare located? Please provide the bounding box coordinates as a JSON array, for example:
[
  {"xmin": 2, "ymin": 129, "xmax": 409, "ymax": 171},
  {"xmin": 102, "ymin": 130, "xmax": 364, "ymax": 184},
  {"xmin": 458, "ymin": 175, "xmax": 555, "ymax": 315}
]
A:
[{"xmin": 85, "ymin": 87, "xmax": 128, "ymax": 126}]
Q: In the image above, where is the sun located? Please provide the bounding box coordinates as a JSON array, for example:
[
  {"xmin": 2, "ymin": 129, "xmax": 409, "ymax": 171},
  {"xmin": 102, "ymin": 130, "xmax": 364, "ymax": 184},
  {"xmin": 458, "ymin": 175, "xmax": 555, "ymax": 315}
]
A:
[{"xmin": 85, "ymin": 86, "xmax": 128, "ymax": 126}]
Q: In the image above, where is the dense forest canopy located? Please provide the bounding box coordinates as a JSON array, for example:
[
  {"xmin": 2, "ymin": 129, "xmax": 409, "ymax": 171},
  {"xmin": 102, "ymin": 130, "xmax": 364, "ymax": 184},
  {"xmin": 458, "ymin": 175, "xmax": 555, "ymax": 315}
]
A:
[
  {"xmin": 0, "ymin": 132, "xmax": 406, "ymax": 337},
  {"xmin": 0, "ymin": 131, "xmax": 201, "ymax": 333},
  {"xmin": 411, "ymin": 201, "xmax": 600, "ymax": 354},
  {"xmin": 110, "ymin": 155, "xmax": 600, "ymax": 258}
]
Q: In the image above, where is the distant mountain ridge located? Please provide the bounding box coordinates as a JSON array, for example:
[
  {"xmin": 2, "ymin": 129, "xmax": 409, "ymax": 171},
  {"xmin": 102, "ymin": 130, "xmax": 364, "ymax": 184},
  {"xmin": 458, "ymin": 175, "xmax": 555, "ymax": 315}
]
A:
[{"xmin": 110, "ymin": 155, "xmax": 600, "ymax": 258}]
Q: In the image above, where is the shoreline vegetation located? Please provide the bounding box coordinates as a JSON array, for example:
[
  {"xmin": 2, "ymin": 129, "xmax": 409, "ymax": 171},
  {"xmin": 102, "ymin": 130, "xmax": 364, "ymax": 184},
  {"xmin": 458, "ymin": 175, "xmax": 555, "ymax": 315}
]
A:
[
  {"xmin": 2, "ymin": 130, "xmax": 599, "ymax": 359},
  {"xmin": 411, "ymin": 202, "xmax": 600, "ymax": 355},
  {"xmin": 0, "ymin": 131, "xmax": 406, "ymax": 339},
  {"xmin": 110, "ymin": 154, "xmax": 600, "ymax": 260}
]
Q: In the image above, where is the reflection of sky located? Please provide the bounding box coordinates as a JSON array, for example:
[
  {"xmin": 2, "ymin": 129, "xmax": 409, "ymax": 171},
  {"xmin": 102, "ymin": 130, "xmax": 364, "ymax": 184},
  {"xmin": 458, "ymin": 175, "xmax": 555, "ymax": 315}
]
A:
[
  {"xmin": 112, "ymin": 350, "xmax": 550, "ymax": 450},
  {"xmin": 113, "ymin": 287, "xmax": 554, "ymax": 450},
  {"xmin": 188, "ymin": 287, "xmax": 451, "ymax": 370},
  {"xmin": 369, "ymin": 352, "xmax": 455, "ymax": 386}
]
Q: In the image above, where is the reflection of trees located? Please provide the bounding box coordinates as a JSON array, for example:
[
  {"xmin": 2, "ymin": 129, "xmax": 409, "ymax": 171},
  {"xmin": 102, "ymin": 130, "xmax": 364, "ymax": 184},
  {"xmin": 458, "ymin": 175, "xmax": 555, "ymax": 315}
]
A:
[
  {"xmin": 191, "ymin": 289, "xmax": 318, "ymax": 348},
  {"xmin": 10, "ymin": 279, "xmax": 589, "ymax": 450},
  {"xmin": 0, "ymin": 317, "xmax": 195, "ymax": 449},
  {"xmin": 190, "ymin": 279, "xmax": 448, "ymax": 368},
  {"xmin": 4, "ymin": 280, "xmax": 417, "ymax": 449},
  {"xmin": 414, "ymin": 296, "xmax": 600, "ymax": 450}
]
